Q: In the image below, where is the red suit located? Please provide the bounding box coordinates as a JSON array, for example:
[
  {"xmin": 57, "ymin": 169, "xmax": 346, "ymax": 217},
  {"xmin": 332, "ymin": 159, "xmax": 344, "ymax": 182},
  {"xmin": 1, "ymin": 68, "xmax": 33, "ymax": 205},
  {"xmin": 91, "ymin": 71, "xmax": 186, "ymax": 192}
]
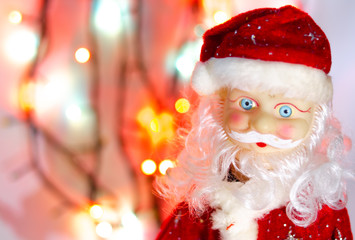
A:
[{"xmin": 156, "ymin": 202, "xmax": 353, "ymax": 240}]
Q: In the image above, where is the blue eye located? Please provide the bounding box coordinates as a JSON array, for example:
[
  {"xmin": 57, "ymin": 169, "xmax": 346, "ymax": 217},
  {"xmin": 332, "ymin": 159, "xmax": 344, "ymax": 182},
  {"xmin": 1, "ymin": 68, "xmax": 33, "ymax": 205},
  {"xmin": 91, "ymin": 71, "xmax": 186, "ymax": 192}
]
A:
[
  {"xmin": 279, "ymin": 105, "xmax": 292, "ymax": 118},
  {"xmin": 240, "ymin": 98, "xmax": 255, "ymax": 110}
]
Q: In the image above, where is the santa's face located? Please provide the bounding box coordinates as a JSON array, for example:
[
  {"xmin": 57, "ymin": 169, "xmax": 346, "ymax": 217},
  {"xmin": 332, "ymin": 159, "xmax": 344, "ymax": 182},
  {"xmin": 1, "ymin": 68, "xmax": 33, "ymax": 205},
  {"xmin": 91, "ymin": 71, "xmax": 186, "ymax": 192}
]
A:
[{"xmin": 223, "ymin": 88, "xmax": 316, "ymax": 153}]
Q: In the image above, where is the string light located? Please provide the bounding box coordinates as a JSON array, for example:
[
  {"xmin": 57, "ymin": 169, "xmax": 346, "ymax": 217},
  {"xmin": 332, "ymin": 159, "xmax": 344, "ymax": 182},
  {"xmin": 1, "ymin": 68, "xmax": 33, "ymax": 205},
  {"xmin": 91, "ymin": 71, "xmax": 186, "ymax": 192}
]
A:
[
  {"xmin": 175, "ymin": 98, "xmax": 190, "ymax": 114},
  {"xmin": 19, "ymin": 81, "xmax": 36, "ymax": 113},
  {"xmin": 150, "ymin": 118, "xmax": 160, "ymax": 132},
  {"xmin": 159, "ymin": 159, "xmax": 174, "ymax": 175},
  {"xmin": 96, "ymin": 221, "xmax": 113, "ymax": 239},
  {"xmin": 213, "ymin": 10, "xmax": 229, "ymax": 24},
  {"xmin": 8, "ymin": 10, "xmax": 23, "ymax": 24},
  {"xmin": 141, "ymin": 159, "xmax": 157, "ymax": 175},
  {"xmin": 153, "ymin": 113, "xmax": 174, "ymax": 142},
  {"xmin": 75, "ymin": 47, "xmax": 91, "ymax": 63},
  {"xmin": 137, "ymin": 107, "xmax": 174, "ymax": 145},
  {"xmin": 90, "ymin": 204, "xmax": 104, "ymax": 220}
]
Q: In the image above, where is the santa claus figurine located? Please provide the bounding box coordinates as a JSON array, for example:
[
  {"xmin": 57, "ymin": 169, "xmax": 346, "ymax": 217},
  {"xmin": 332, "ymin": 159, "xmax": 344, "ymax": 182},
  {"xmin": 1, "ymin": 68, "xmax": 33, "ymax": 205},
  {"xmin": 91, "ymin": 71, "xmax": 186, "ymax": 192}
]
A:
[{"xmin": 156, "ymin": 5, "xmax": 353, "ymax": 240}]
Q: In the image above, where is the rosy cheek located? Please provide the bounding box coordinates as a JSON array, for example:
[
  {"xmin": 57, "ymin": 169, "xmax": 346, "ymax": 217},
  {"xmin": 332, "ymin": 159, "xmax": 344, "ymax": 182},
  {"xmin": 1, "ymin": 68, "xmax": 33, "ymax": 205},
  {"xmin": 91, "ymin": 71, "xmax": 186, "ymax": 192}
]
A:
[
  {"xmin": 277, "ymin": 124, "xmax": 294, "ymax": 139},
  {"xmin": 230, "ymin": 112, "xmax": 242, "ymax": 122},
  {"xmin": 228, "ymin": 112, "xmax": 249, "ymax": 131}
]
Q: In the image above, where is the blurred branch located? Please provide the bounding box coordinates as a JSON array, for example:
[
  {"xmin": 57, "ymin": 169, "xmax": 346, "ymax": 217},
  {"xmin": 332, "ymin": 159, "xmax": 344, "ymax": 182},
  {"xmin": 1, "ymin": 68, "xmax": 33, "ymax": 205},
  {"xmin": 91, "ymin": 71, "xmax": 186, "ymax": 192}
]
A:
[
  {"xmin": 113, "ymin": 0, "xmax": 140, "ymax": 206},
  {"xmin": 134, "ymin": 0, "xmax": 164, "ymax": 109},
  {"xmin": 87, "ymin": 0, "xmax": 103, "ymax": 202},
  {"xmin": 27, "ymin": 123, "xmax": 81, "ymax": 207},
  {"xmin": 40, "ymin": 126, "xmax": 117, "ymax": 199},
  {"xmin": 29, "ymin": 0, "xmax": 50, "ymax": 76}
]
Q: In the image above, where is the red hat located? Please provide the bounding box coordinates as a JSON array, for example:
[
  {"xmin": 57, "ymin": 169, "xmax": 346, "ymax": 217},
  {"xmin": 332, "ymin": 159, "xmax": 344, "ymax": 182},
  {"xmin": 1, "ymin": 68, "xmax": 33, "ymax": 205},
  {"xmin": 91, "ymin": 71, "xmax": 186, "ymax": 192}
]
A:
[{"xmin": 191, "ymin": 5, "xmax": 333, "ymax": 103}]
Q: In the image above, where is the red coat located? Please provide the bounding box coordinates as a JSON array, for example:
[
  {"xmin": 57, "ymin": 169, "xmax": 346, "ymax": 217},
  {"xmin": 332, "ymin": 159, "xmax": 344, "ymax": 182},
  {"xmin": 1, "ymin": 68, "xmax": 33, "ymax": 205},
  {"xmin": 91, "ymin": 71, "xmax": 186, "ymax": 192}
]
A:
[{"xmin": 156, "ymin": 202, "xmax": 353, "ymax": 240}]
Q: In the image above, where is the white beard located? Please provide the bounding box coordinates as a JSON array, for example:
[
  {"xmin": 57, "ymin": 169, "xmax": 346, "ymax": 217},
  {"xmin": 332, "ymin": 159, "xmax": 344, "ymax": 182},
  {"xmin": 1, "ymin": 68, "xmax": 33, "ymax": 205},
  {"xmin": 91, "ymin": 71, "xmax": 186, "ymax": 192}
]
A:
[
  {"xmin": 208, "ymin": 132, "xmax": 311, "ymax": 209},
  {"xmin": 208, "ymin": 141, "xmax": 309, "ymax": 240}
]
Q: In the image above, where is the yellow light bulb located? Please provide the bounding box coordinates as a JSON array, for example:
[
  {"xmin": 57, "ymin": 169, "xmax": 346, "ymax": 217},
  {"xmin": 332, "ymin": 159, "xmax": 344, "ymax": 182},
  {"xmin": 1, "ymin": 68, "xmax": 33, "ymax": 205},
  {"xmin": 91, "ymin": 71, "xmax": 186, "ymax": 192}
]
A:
[
  {"xmin": 90, "ymin": 204, "xmax": 104, "ymax": 219},
  {"xmin": 159, "ymin": 159, "xmax": 174, "ymax": 175},
  {"xmin": 19, "ymin": 81, "xmax": 36, "ymax": 112},
  {"xmin": 150, "ymin": 118, "xmax": 160, "ymax": 132},
  {"xmin": 141, "ymin": 159, "xmax": 157, "ymax": 175},
  {"xmin": 9, "ymin": 11, "xmax": 22, "ymax": 24},
  {"xmin": 175, "ymin": 98, "xmax": 190, "ymax": 114},
  {"xmin": 75, "ymin": 47, "xmax": 91, "ymax": 63}
]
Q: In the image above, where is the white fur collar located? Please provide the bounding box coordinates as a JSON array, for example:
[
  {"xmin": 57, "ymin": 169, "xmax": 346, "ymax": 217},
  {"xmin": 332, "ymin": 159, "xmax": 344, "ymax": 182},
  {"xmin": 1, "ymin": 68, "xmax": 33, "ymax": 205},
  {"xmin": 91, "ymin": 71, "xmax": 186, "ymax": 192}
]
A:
[{"xmin": 209, "ymin": 181, "xmax": 289, "ymax": 240}]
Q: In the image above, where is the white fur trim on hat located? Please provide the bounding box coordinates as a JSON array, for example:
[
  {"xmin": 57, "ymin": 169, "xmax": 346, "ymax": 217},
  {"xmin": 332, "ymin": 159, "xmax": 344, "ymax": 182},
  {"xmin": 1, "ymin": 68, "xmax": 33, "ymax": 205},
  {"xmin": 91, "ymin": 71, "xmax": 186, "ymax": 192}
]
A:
[{"xmin": 191, "ymin": 57, "xmax": 333, "ymax": 103}]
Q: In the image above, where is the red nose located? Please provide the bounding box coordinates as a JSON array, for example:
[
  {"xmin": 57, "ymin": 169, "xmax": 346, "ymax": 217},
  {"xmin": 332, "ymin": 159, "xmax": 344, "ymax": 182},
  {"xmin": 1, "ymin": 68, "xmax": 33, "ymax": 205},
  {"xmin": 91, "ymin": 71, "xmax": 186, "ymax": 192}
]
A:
[{"xmin": 256, "ymin": 142, "xmax": 267, "ymax": 148}]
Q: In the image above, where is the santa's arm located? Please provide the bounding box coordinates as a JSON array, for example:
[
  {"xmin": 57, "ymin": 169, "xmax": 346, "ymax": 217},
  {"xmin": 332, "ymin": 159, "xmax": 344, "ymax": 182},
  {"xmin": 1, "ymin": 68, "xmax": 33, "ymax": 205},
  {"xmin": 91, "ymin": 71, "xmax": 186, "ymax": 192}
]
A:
[
  {"xmin": 155, "ymin": 203, "xmax": 199, "ymax": 240},
  {"xmin": 332, "ymin": 208, "xmax": 353, "ymax": 240},
  {"xmin": 155, "ymin": 202, "xmax": 219, "ymax": 240}
]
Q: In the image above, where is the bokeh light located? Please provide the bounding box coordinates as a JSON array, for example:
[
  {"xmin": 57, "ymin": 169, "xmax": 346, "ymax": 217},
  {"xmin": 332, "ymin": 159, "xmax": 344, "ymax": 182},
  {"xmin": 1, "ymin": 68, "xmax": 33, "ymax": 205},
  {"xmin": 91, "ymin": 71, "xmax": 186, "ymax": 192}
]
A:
[
  {"xmin": 75, "ymin": 47, "xmax": 91, "ymax": 63},
  {"xmin": 96, "ymin": 221, "xmax": 113, "ymax": 239},
  {"xmin": 120, "ymin": 211, "xmax": 143, "ymax": 240},
  {"xmin": 150, "ymin": 118, "xmax": 160, "ymax": 132},
  {"xmin": 8, "ymin": 10, "xmax": 22, "ymax": 24},
  {"xmin": 137, "ymin": 107, "xmax": 155, "ymax": 127},
  {"xmin": 174, "ymin": 40, "xmax": 203, "ymax": 81},
  {"xmin": 121, "ymin": 211, "xmax": 139, "ymax": 228},
  {"xmin": 35, "ymin": 71, "xmax": 73, "ymax": 114},
  {"xmin": 19, "ymin": 81, "xmax": 36, "ymax": 113},
  {"xmin": 5, "ymin": 28, "xmax": 38, "ymax": 63},
  {"xmin": 89, "ymin": 204, "xmax": 104, "ymax": 220},
  {"xmin": 175, "ymin": 98, "xmax": 190, "ymax": 113},
  {"xmin": 159, "ymin": 159, "xmax": 174, "ymax": 175},
  {"xmin": 65, "ymin": 104, "xmax": 83, "ymax": 123},
  {"xmin": 141, "ymin": 159, "xmax": 157, "ymax": 175},
  {"xmin": 94, "ymin": 0, "xmax": 122, "ymax": 35},
  {"xmin": 213, "ymin": 10, "xmax": 229, "ymax": 24}
]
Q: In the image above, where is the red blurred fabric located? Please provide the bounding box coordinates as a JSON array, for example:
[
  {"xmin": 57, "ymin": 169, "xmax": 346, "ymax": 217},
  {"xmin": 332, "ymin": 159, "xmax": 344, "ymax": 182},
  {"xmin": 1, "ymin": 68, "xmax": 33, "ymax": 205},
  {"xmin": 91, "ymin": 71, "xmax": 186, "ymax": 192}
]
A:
[
  {"xmin": 200, "ymin": 5, "xmax": 331, "ymax": 74},
  {"xmin": 156, "ymin": 202, "xmax": 353, "ymax": 240}
]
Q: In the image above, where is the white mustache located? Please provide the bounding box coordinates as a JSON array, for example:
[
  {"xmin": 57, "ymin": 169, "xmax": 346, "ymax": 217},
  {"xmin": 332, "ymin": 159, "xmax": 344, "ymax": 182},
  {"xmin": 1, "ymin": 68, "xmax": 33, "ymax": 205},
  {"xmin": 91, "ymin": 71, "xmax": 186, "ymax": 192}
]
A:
[{"xmin": 227, "ymin": 130, "xmax": 303, "ymax": 149}]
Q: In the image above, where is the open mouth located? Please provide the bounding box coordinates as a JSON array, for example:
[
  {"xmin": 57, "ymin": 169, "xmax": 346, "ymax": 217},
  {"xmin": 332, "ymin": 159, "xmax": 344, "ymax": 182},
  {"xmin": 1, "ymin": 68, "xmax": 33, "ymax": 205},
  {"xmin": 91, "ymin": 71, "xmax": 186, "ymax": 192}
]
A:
[{"xmin": 256, "ymin": 142, "xmax": 267, "ymax": 148}]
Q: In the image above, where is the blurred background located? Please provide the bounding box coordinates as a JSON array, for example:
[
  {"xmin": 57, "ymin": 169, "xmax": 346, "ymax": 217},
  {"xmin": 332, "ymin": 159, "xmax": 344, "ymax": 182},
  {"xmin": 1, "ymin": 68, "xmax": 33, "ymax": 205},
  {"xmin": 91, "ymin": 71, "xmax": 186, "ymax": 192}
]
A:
[{"xmin": 0, "ymin": 0, "xmax": 354, "ymax": 239}]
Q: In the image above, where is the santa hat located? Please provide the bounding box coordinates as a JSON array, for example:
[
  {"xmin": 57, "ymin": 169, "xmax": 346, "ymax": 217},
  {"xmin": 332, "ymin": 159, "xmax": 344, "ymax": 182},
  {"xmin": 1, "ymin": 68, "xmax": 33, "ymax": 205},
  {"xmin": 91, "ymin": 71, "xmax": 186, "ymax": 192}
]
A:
[{"xmin": 191, "ymin": 5, "xmax": 333, "ymax": 103}]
